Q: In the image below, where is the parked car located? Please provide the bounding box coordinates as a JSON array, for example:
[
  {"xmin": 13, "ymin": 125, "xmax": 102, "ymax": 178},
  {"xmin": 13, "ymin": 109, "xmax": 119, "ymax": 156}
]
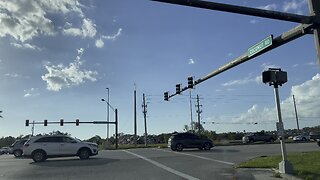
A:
[
  {"xmin": 293, "ymin": 134, "xmax": 311, "ymax": 142},
  {"xmin": 168, "ymin": 132, "xmax": 214, "ymax": 151},
  {"xmin": 242, "ymin": 132, "xmax": 276, "ymax": 143},
  {"xmin": 317, "ymin": 139, "xmax": 320, "ymax": 147},
  {"xmin": 310, "ymin": 132, "xmax": 320, "ymax": 141},
  {"xmin": 9, "ymin": 139, "xmax": 27, "ymax": 157},
  {"xmin": 23, "ymin": 135, "xmax": 98, "ymax": 162},
  {"xmin": 0, "ymin": 147, "xmax": 10, "ymax": 154}
]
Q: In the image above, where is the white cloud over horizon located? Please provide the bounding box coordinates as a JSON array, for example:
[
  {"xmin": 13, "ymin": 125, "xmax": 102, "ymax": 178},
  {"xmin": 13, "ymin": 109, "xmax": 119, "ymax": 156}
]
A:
[
  {"xmin": 219, "ymin": 73, "xmax": 320, "ymax": 126},
  {"xmin": 41, "ymin": 48, "xmax": 98, "ymax": 91}
]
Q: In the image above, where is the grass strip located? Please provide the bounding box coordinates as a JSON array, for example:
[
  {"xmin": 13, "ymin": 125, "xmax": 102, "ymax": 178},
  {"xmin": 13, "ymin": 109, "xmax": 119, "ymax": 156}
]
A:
[{"xmin": 238, "ymin": 151, "xmax": 320, "ymax": 180}]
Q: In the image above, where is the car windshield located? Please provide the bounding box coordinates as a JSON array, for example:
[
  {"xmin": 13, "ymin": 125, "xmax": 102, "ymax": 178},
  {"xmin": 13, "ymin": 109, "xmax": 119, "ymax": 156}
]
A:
[{"xmin": 1, "ymin": 1, "xmax": 320, "ymax": 180}]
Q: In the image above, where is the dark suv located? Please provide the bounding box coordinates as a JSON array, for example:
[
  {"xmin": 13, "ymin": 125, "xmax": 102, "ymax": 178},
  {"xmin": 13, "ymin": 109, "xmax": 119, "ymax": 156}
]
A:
[
  {"xmin": 168, "ymin": 132, "xmax": 213, "ymax": 151},
  {"xmin": 9, "ymin": 139, "xmax": 27, "ymax": 157}
]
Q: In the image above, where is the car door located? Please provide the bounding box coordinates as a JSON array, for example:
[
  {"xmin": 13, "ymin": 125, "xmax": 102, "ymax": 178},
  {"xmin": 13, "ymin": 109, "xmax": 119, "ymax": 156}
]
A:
[
  {"xmin": 59, "ymin": 137, "xmax": 79, "ymax": 155},
  {"xmin": 36, "ymin": 137, "xmax": 61, "ymax": 155},
  {"xmin": 184, "ymin": 133, "xmax": 199, "ymax": 148}
]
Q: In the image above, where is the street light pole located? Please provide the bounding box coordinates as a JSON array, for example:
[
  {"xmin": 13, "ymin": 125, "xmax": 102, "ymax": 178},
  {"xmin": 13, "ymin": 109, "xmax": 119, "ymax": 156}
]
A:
[{"xmin": 106, "ymin": 88, "xmax": 110, "ymax": 140}]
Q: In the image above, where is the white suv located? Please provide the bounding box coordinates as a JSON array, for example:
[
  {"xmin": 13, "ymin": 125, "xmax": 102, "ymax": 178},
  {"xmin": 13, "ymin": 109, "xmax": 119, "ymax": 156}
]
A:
[{"xmin": 23, "ymin": 135, "xmax": 98, "ymax": 162}]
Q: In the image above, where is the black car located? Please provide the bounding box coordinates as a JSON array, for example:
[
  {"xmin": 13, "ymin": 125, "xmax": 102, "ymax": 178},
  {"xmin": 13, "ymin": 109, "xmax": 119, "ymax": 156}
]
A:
[
  {"xmin": 9, "ymin": 139, "xmax": 27, "ymax": 157},
  {"xmin": 168, "ymin": 132, "xmax": 214, "ymax": 151},
  {"xmin": 317, "ymin": 139, "xmax": 320, "ymax": 147}
]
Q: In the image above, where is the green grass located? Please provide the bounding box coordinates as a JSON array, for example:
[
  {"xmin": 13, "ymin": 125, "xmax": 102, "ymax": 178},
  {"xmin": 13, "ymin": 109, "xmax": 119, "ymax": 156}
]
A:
[{"xmin": 238, "ymin": 151, "xmax": 320, "ymax": 180}]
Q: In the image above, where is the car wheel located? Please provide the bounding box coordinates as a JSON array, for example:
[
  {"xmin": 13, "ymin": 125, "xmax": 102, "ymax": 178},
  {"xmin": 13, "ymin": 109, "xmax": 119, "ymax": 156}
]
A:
[
  {"xmin": 302, "ymin": 138, "xmax": 306, "ymax": 142},
  {"xmin": 32, "ymin": 150, "xmax": 46, "ymax": 162},
  {"xmin": 204, "ymin": 143, "xmax": 211, "ymax": 150},
  {"xmin": 176, "ymin": 144, "xmax": 183, "ymax": 151},
  {"xmin": 269, "ymin": 138, "xmax": 275, "ymax": 143},
  {"xmin": 79, "ymin": 148, "xmax": 90, "ymax": 159},
  {"xmin": 249, "ymin": 139, "xmax": 254, "ymax": 143},
  {"xmin": 13, "ymin": 150, "xmax": 23, "ymax": 157}
]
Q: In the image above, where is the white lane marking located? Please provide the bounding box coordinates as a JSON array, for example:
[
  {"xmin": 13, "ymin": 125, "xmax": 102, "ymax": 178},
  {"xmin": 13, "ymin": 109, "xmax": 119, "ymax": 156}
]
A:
[
  {"xmin": 123, "ymin": 150, "xmax": 200, "ymax": 180},
  {"xmin": 155, "ymin": 148, "xmax": 235, "ymax": 166}
]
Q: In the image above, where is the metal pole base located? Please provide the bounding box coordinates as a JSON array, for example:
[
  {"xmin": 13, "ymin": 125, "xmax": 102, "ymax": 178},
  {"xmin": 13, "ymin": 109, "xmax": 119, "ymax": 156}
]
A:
[{"xmin": 279, "ymin": 160, "xmax": 294, "ymax": 174}]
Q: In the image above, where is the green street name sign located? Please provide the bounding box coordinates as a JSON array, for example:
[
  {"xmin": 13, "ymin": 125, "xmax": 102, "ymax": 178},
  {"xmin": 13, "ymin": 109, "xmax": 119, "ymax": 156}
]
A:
[{"xmin": 248, "ymin": 35, "xmax": 273, "ymax": 57}]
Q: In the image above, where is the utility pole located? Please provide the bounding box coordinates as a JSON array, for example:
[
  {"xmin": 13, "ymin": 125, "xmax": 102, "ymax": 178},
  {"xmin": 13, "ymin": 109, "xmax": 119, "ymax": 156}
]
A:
[
  {"xmin": 142, "ymin": 94, "xmax": 148, "ymax": 147},
  {"xmin": 195, "ymin": 94, "xmax": 202, "ymax": 135},
  {"xmin": 292, "ymin": 95, "xmax": 300, "ymax": 132},
  {"xmin": 134, "ymin": 85, "xmax": 137, "ymax": 146},
  {"xmin": 31, "ymin": 121, "xmax": 35, "ymax": 136},
  {"xmin": 189, "ymin": 89, "xmax": 194, "ymax": 132},
  {"xmin": 106, "ymin": 88, "xmax": 110, "ymax": 140}
]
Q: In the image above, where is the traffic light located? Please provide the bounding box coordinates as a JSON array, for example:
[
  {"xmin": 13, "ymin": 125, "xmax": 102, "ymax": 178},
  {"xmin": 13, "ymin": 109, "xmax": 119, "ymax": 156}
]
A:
[
  {"xmin": 164, "ymin": 91, "xmax": 169, "ymax": 101},
  {"xmin": 60, "ymin": 119, "xmax": 64, "ymax": 126},
  {"xmin": 25, "ymin": 120, "xmax": 29, "ymax": 126},
  {"xmin": 76, "ymin": 119, "xmax": 79, "ymax": 126},
  {"xmin": 44, "ymin": 120, "xmax": 48, "ymax": 126},
  {"xmin": 176, "ymin": 84, "xmax": 181, "ymax": 94},
  {"xmin": 188, "ymin": 76, "xmax": 194, "ymax": 89}
]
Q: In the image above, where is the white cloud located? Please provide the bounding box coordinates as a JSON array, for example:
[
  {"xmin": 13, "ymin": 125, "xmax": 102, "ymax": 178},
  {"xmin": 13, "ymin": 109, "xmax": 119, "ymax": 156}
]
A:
[
  {"xmin": 222, "ymin": 75, "xmax": 261, "ymax": 86},
  {"xmin": 261, "ymin": 62, "xmax": 280, "ymax": 70},
  {"xmin": 95, "ymin": 39, "xmax": 104, "ymax": 48},
  {"xmin": 95, "ymin": 28, "xmax": 122, "ymax": 48},
  {"xmin": 0, "ymin": 0, "xmax": 85, "ymax": 43},
  {"xmin": 10, "ymin": 42, "xmax": 41, "ymax": 50},
  {"xmin": 23, "ymin": 88, "xmax": 40, "ymax": 98},
  {"xmin": 249, "ymin": 19, "xmax": 258, "ymax": 24},
  {"xmin": 41, "ymin": 48, "xmax": 98, "ymax": 91},
  {"xmin": 102, "ymin": 28, "xmax": 122, "ymax": 41},
  {"xmin": 188, "ymin": 58, "xmax": 195, "ymax": 65},
  {"xmin": 292, "ymin": 64, "xmax": 299, "ymax": 68},
  {"xmin": 305, "ymin": 61, "xmax": 316, "ymax": 66},
  {"xmin": 4, "ymin": 73, "xmax": 21, "ymax": 78},
  {"xmin": 63, "ymin": 18, "xmax": 97, "ymax": 38},
  {"xmin": 228, "ymin": 73, "xmax": 320, "ymax": 125},
  {"xmin": 227, "ymin": 52, "xmax": 233, "ymax": 57},
  {"xmin": 282, "ymin": 0, "xmax": 308, "ymax": 13},
  {"xmin": 258, "ymin": 4, "xmax": 277, "ymax": 11}
]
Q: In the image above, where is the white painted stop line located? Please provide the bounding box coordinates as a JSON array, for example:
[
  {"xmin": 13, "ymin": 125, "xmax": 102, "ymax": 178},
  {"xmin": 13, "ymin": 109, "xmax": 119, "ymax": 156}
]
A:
[{"xmin": 123, "ymin": 150, "xmax": 200, "ymax": 180}]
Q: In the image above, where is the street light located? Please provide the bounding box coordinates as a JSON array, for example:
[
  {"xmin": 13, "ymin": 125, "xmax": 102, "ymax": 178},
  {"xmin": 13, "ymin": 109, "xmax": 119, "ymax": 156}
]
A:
[
  {"xmin": 101, "ymin": 98, "xmax": 118, "ymax": 149},
  {"xmin": 106, "ymin": 88, "xmax": 110, "ymax": 140}
]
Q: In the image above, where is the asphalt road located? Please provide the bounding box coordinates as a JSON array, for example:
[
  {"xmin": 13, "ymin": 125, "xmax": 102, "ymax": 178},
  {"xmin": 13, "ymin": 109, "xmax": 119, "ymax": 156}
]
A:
[{"xmin": 0, "ymin": 143, "xmax": 318, "ymax": 180}]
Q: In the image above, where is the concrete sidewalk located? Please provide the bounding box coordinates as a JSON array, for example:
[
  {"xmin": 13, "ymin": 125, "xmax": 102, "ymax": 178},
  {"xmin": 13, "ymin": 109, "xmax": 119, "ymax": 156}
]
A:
[{"xmin": 235, "ymin": 168, "xmax": 302, "ymax": 180}]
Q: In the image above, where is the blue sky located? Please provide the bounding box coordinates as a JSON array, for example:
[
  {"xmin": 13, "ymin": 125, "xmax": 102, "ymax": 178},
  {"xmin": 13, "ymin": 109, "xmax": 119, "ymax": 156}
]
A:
[{"xmin": 0, "ymin": 0, "xmax": 319, "ymax": 139}]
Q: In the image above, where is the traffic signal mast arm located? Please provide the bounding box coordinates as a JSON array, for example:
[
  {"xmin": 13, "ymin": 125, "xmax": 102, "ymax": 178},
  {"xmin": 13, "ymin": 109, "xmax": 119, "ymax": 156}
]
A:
[{"xmin": 151, "ymin": 0, "xmax": 317, "ymax": 24}]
